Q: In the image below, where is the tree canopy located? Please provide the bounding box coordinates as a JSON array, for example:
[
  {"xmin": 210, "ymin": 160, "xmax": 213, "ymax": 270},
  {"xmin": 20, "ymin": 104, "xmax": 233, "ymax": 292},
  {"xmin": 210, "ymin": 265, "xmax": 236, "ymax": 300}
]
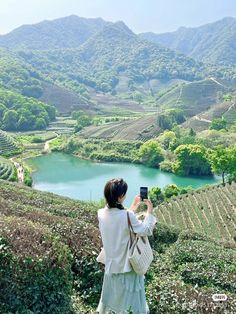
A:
[
  {"xmin": 138, "ymin": 140, "xmax": 164, "ymax": 167},
  {"xmin": 173, "ymin": 144, "xmax": 212, "ymax": 176},
  {"xmin": 0, "ymin": 88, "xmax": 56, "ymax": 131}
]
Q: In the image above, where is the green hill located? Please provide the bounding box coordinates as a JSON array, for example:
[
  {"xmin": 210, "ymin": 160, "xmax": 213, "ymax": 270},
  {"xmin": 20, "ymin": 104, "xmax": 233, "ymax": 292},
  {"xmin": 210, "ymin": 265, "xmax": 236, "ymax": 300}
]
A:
[
  {"xmin": 17, "ymin": 22, "xmax": 207, "ymax": 94},
  {"xmin": 156, "ymin": 78, "xmax": 227, "ymax": 116},
  {"xmin": 139, "ymin": 17, "xmax": 236, "ymax": 66},
  {"xmin": 0, "ymin": 16, "xmax": 235, "ymax": 114},
  {"xmin": 0, "ymin": 180, "xmax": 235, "ymax": 313}
]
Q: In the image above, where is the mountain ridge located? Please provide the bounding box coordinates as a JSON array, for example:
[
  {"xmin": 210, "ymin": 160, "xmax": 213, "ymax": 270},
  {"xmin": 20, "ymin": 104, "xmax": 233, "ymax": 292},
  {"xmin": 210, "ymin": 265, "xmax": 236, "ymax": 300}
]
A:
[
  {"xmin": 139, "ymin": 17, "xmax": 236, "ymax": 66},
  {"xmin": 0, "ymin": 15, "xmax": 111, "ymax": 50}
]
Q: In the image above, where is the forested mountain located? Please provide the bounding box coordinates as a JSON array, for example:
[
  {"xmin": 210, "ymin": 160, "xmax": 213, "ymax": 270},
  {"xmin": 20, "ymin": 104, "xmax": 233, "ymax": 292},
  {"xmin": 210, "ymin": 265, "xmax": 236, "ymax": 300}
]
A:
[
  {"xmin": 22, "ymin": 22, "xmax": 206, "ymax": 89},
  {"xmin": 0, "ymin": 15, "xmax": 235, "ymax": 114},
  {"xmin": 15, "ymin": 21, "xmax": 233, "ymax": 98},
  {"xmin": 139, "ymin": 17, "xmax": 236, "ymax": 66},
  {"xmin": 0, "ymin": 15, "xmax": 110, "ymax": 50}
]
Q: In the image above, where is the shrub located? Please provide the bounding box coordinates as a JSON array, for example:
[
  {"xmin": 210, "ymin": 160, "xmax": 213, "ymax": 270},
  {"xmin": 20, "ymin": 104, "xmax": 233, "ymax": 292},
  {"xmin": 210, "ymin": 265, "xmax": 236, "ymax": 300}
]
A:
[
  {"xmin": 24, "ymin": 168, "xmax": 33, "ymax": 187},
  {"xmin": 149, "ymin": 186, "xmax": 164, "ymax": 206},
  {"xmin": 164, "ymin": 184, "xmax": 180, "ymax": 198},
  {"xmin": 159, "ymin": 160, "xmax": 173, "ymax": 173},
  {"xmin": 32, "ymin": 136, "xmax": 44, "ymax": 143},
  {"xmin": 146, "ymin": 238, "xmax": 236, "ymax": 313},
  {"xmin": 0, "ymin": 216, "xmax": 74, "ymax": 314},
  {"xmin": 149, "ymin": 222, "xmax": 180, "ymax": 253}
]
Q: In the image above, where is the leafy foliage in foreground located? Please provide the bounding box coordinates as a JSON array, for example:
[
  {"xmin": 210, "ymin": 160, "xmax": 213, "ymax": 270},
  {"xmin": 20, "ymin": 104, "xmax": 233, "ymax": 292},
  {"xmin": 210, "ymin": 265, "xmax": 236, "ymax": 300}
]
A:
[
  {"xmin": 147, "ymin": 236, "xmax": 236, "ymax": 313},
  {"xmin": 0, "ymin": 180, "xmax": 235, "ymax": 313},
  {"xmin": 0, "ymin": 217, "xmax": 74, "ymax": 313}
]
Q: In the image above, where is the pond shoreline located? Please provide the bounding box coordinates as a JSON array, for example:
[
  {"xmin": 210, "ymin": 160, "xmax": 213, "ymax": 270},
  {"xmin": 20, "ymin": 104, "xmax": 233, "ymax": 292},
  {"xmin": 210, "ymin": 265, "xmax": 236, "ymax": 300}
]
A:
[{"xmin": 26, "ymin": 152, "xmax": 220, "ymax": 204}]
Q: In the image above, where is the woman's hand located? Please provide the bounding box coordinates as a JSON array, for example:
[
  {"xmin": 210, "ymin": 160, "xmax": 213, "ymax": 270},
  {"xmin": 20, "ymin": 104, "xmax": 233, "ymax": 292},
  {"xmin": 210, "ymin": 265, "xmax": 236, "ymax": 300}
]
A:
[
  {"xmin": 129, "ymin": 195, "xmax": 141, "ymax": 212},
  {"xmin": 143, "ymin": 198, "xmax": 154, "ymax": 213}
]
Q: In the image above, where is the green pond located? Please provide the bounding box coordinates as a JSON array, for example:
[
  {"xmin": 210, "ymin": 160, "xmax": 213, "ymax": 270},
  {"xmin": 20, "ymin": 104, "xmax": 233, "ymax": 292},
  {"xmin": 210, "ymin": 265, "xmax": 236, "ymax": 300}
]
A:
[{"xmin": 27, "ymin": 152, "xmax": 219, "ymax": 206}]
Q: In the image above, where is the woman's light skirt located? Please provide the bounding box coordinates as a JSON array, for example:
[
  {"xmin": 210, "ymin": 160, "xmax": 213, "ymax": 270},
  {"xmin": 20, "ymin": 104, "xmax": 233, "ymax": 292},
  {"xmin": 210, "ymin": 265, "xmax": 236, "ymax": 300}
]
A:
[{"xmin": 96, "ymin": 270, "xmax": 149, "ymax": 314}]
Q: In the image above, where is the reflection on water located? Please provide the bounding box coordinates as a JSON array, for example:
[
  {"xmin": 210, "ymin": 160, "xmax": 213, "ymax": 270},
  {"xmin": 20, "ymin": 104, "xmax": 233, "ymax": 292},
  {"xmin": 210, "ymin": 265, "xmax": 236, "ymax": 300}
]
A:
[{"xmin": 27, "ymin": 152, "xmax": 219, "ymax": 206}]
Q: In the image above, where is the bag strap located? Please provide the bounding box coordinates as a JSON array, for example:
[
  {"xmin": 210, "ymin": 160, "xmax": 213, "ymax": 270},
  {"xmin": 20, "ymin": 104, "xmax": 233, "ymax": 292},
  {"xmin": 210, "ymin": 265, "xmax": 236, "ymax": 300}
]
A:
[
  {"xmin": 127, "ymin": 211, "xmax": 136, "ymax": 248},
  {"xmin": 127, "ymin": 211, "xmax": 147, "ymax": 248},
  {"xmin": 127, "ymin": 211, "xmax": 135, "ymax": 234}
]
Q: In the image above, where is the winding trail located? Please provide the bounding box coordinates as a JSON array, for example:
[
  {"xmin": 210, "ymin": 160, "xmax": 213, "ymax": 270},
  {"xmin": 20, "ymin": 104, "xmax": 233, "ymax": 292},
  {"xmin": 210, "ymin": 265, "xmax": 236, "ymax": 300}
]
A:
[
  {"xmin": 209, "ymin": 77, "xmax": 226, "ymax": 88},
  {"xmin": 43, "ymin": 132, "xmax": 59, "ymax": 153},
  {"xmin": 195, "ymin": 115, "xmax": 211, "ymax": 123},
  {"xmin": 10, "ymin": 157, "xmax": 24, "ymax": 184}
]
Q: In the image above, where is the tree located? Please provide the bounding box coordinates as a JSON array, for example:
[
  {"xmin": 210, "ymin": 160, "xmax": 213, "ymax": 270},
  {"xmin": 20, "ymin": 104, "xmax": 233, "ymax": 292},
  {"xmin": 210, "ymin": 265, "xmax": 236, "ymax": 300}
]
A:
[
  {"xmin": 22, "ymin": 85, "xmax": 43, "ymax": 98},
  {"xmin": 149, "ymin": 186, "xmax": 164, "ymax": 206},
  {"xmin": 173, "ymin": 144, "xmax": 212, "ymax": 176},
  {"xmin": 158, "ymin": 131, "xmax": 176, "ymax": 149},
  {"xmin": 72, "ymin": 110, "xmax": 84, "ymax": 120},
  {"xmin": 45, "ymin": 105, "xmax": 56, "ymax": 121},
  {"xmin": 163, "ymin": 184, "xmax": 180, "ymax": 198},
  {"xmin": 2, "ymin": 110, "xmax": 18, "ymax": 131},
  {"xmin": 189, "ymin": 128, "xmax": 196, "ymax": 137},
  {"xmin": 209, "ymin": 145, "xmax": 236, "ymax": 185},
  {"xmin": 138, "ymin": 140, "xmax": 164, "ymax": 167},
  {"xmin": 210, "ymin": 117, "xmax": 227, "ymax": 130},
  {"xmin": 223, "ymin": 95, "xmax": 233, "ymax": 101},
  {"xmin": 34, "ymin": 117, "xmax": 47, "ymax": 130},
  {"xmin": 157, "ymin": 114, "xmax": 172, "ymax": 130},
  {"xmin": 169, "ymin": 109, "xmax": 185, "ymax": 124},
  {"xmin": 74, "ymin": 114, "xmax": 92, "ymax": 132},
  {"xmin": 0, "ymin": 103, "xmax": 6, "ymax": 121}
]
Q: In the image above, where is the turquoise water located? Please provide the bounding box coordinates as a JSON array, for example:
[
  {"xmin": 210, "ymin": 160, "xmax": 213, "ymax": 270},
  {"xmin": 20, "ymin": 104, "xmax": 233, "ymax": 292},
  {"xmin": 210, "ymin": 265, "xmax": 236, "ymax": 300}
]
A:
[{"xmin": 27, "ymin": 152, "xmax": 219, "ymax": 206}]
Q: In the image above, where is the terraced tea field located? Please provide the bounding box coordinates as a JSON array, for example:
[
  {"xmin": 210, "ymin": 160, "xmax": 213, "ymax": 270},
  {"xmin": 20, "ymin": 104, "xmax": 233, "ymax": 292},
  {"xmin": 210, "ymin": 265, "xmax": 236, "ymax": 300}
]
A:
[
  {"xmin": 0, "ymin": 157, "xmax": 17, "ymax": 181},
  {"xmin": 183, "ymin": 101, "xmax": 236, "ymax": 132},
  {"xmin": 0, "ymin": 130, "xmax": 21, "ymax": 156},
  {"xmin": 155, "ymin": 182, "xmax": 236, "ymax": 243},
  {"xmin": 78, "ymin": 114, "xmax": 161, "ymax": 141}
]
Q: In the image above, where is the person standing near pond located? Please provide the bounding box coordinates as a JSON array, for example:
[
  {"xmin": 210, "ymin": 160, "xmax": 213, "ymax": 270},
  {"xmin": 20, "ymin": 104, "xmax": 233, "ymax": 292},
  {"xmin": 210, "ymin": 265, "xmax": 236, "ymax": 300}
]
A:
[{"xmin": 96, "ymin": 178, "xmax": 157, "ymax": 314}]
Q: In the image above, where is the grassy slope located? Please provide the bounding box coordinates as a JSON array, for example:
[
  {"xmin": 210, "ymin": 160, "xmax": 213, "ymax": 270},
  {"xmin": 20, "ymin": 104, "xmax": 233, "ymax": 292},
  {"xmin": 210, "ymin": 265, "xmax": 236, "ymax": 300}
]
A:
[
  {"xmin": 0, "ymin": 180, "xmax": 236, "ymax": 312},
  {"xmin": 183, "ymin": 101, "xmax": 236, "ymax": 132},
  {"xmin": 156, "ymin": 79, "xmax": 226, "ymax": 116}
]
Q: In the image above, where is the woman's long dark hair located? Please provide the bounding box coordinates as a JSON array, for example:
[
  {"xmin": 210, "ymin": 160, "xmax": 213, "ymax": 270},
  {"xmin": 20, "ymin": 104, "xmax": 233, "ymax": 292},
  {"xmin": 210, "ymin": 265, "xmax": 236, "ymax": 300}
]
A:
[{"xmin": 104, "ymin": 178, "xmax": 128, "ymax": 210}]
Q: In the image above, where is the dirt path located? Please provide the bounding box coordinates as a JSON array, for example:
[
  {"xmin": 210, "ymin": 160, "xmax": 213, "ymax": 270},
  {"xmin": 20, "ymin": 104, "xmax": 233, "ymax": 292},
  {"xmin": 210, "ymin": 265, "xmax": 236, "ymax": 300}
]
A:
[
  {"xmin": 209, "ymin": 77, "xmax": 226, "ymax": 88},
  {"xmin": 10, "ymin": 157, "xmax": 24, "ymax": 184},
  {"xmin": 224, "ymin": 102, "xmax": 235, "ymax": 114},
  {"xmin": 43, "ymin": 132, "xmax": 58, "ymax": 153},
  {"xmin": 195, "ymin": 115, "xmax": 211, "ymax": 123},
  {"xmin": 175, "ymin": 84, "xmax": 183, "ymax": 106}
]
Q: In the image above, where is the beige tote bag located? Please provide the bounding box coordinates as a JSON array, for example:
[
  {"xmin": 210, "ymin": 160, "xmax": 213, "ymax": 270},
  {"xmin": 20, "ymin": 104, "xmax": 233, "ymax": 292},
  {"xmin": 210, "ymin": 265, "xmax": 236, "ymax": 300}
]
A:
[{"xmin": 127, "ymin": 211, "xmax": 153, "ymax": 275}]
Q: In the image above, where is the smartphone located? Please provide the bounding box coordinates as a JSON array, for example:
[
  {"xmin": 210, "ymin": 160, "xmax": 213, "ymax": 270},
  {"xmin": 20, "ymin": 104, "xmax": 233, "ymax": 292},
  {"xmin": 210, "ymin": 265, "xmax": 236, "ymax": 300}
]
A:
[{"xmin": 140, "ymin": 187, "xmax": 148, "ymax": 201}]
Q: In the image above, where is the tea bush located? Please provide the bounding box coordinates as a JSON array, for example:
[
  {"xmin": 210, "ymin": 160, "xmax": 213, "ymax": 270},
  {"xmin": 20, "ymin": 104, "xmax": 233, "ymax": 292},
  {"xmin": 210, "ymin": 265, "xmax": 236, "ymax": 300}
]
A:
[
  {"xmin": 0, "ymin": 216, "xmax": 74, "ymax": 314},
  {"xmin": 146, "ymin": 238, "xmax": 236, "ymax": 313}
]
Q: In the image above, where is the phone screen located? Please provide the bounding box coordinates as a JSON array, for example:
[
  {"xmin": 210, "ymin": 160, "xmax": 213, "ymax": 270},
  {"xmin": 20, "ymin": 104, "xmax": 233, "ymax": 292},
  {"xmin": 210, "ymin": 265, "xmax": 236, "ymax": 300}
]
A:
[{"xmin": 140, "ymin": 187, "xmax": 148, "ymax": 200}]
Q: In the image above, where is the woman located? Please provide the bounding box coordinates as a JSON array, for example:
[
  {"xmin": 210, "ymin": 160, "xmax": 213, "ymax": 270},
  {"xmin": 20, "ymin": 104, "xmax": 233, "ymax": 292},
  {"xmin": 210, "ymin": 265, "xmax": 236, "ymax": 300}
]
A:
[{"xmin": 96, "ymin": 178, "xmax": 157, "ymax": 314}]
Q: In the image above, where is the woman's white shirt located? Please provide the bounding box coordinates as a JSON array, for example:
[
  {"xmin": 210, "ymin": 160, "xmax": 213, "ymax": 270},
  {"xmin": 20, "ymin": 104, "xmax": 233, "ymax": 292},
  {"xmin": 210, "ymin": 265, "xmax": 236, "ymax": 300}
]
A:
[{"xmin": 97, "ymin": 205, "xmax": 157, "ymax": 274}]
